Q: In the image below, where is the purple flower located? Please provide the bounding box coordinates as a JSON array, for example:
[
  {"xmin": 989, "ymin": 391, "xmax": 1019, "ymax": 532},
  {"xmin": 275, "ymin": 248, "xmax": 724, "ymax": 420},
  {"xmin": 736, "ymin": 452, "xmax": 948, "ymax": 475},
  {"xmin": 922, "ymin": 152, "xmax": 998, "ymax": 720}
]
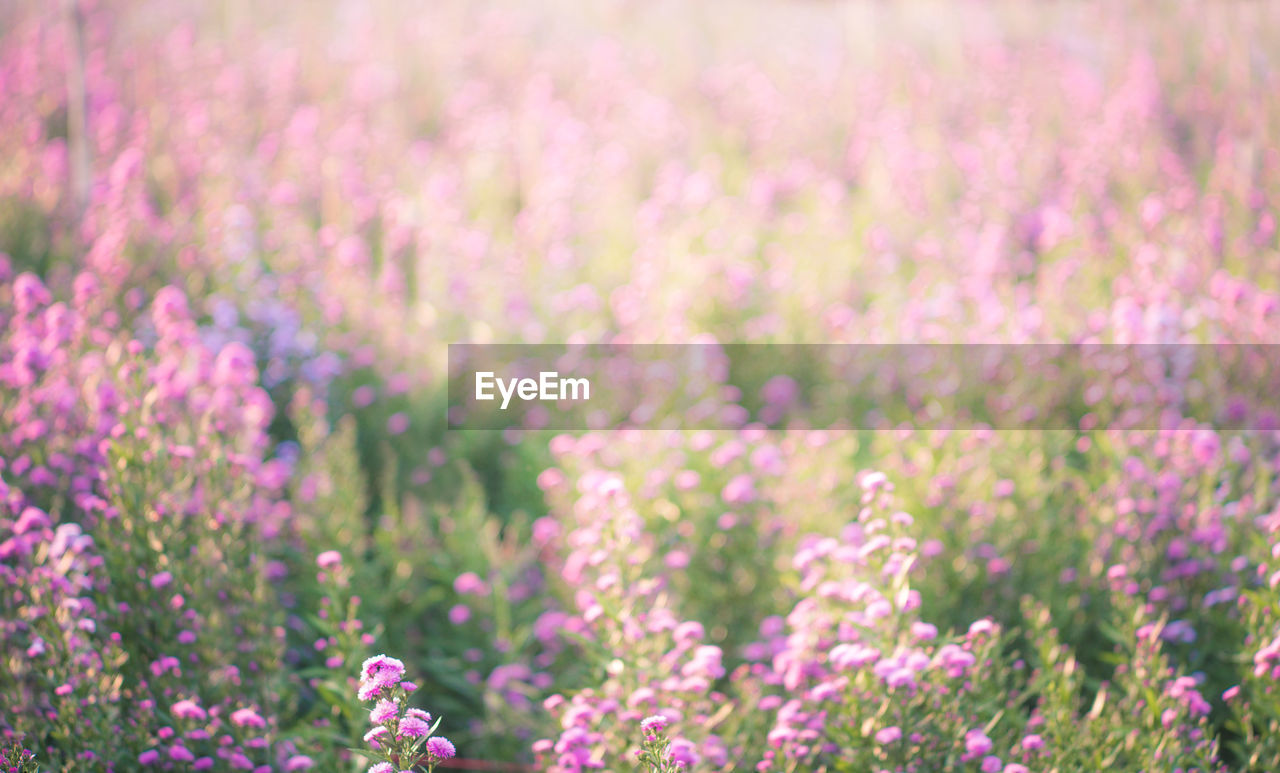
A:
[
  {"xmin": 213, "ymin": 341, "xmax": 258, "ymax": 386},
  {"xmin": 368, "ymin": 764, "xmax": 394, "ymax": 773},
  {"xmin": 230, "ymin": 708, "xmax": 266, "ymax": 729},
  {"xmin": 360, "ymin": 655, "xmax": 406, "ymax": 691},
  {"xmin": 640, "ymin": 715, "xmax": 669, "ymax": 734},
  {"xmin": 875, "ymin": 726, "xmax": 902, "ymax": 744},
  {"xmin": 387, "ymin": 412, "xmax": 410, "ymax": 435},
  {"xmin": 965, "ymin": 729, "xmax": 993, "ymax": 756},
  {"xmin": 721, "ymin": 474, "xmax": 757, "ymax": 504},
  {"xmin": 406, "ymin": 707, "xmax": 432, "ymax": 723},
  {"xmin": 453, "ymin": 572, "xmax": 489, "ymax": 595},
  {"xmin": 171, "ymin": 699, "xmax": 207, "ymax": 721},
  {"xmin": 370, "ymin": 699, "xmax": 398, "ymax": 724},
  {"xmin": 426, "ymin": 736, "xmax": 456, "ymax": 761},
  {"xmin": 398, "ymin": 716, "xmax": 431, "ymax": 738},
  {"xmin": 668, "ymin": 738, "xmax": 699, "ymax": 767},
  {"xmin": 911, "ymin": 621, "xmax": 938, "ymax": 641}
]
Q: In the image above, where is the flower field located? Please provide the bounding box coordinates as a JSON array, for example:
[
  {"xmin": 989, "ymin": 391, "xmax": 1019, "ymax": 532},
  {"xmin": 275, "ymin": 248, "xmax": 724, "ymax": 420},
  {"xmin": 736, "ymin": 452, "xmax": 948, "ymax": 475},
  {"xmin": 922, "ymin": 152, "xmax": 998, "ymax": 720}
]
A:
[{"xmin": 3, "ymin": 0, "xmax": 1280, "ymax": 770}]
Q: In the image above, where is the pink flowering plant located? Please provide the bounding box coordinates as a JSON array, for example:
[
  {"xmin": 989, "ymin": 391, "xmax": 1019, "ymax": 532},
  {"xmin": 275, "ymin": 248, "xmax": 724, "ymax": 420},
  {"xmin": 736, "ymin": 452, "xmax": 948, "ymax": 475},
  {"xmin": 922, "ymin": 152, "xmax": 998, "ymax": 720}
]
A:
[
  {"xmin": 634, "ymin": 714, "xmax": 696, "ymax": 772},
  {"xmin": 353, "ymin": 656, "xmax": 456, "ymax": 773},
  {"xmin": 0, "ymin": 741, "xmax": 39, "ymax": 773}
]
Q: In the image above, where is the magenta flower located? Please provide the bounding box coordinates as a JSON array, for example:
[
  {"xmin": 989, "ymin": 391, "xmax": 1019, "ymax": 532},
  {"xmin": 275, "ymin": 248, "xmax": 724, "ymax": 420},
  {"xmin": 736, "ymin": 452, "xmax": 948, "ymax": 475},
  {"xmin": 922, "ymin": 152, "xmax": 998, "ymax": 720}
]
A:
[
  {"xmin": 875, "ymin": 726, "xmax": 902, "ymax": 744},
  {"xmin": 397, "ymin": 716, "xmax": 431, "ymax": 738},
  {"xmin": 230, "ymin": 708, "xmax": 266, "ymax": 729},
  {"xmin": 406, "ymin": 708, "xmax": 432, "ymax": 723},
  {"xmin": 448, "ymin": 604, "xmax": 471, "ymax": 624},
  {"xmin": 170, "ymin": 699, "xmax": 207, "ymax": 721},
  {"xmin": 453, "ymin": 572, "xmax": 489, "ymax": 595},
  {"xmin": 425, "ymin": 737, "xmax": 456, "ymax": 761},
  {"xmin": 360, "ymin": 655, "xmax": 406, "ymax": 691},
  {"xmin": 386, "ymin": 412, "xmax": 410, "ymax": 435},
  {"xmin": 668, "ymin": 738, "xmax": 699, "ymax": 767},
  {"xmin": 370, "ymin": 699, "xmax": 398, "ymax": 724},
  {"xmin": 965, "ymin": 729, "xmax": 993, "ymax": 756},
  {"xmin": 721, "ymin": 473, "xmax": 757, "ymax": 504}
]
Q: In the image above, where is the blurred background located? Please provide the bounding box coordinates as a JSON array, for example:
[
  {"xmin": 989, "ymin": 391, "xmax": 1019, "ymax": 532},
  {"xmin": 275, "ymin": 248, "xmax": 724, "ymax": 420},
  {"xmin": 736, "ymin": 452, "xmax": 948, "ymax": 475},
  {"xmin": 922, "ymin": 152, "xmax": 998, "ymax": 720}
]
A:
[{"xmin": 4, "ymin": 0, "xmax": 1280, "ymax": 770}]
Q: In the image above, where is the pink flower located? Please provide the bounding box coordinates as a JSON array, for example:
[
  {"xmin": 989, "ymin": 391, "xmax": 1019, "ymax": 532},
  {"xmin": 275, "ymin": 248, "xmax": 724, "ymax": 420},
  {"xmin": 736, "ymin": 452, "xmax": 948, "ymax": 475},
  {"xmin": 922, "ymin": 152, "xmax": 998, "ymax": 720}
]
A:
[
  {"xmin": 317, "ymin": 550, "xmax": 342, "ymax": 569},
  {"xmin": 968, "ymin": 619, "xmax": 997, "ymax": 637},
  {"xmin": 875, "ymin": 726, "xmax": 902, "ymax": 744},
  {"xmin": 426, "ymin": 737, "xmax": 456, "ymax": 761},
  {"xmin": 360, "ymin": 655, "xmax": 406, "ymax": 690},
  {"xmin": 454, "ymin": 572, "xmax": 489, "ymax": 595},
  {"xmin": 668, "ymin": 738, "xmax": 699, "ymax": 767},
  {"xmin": 352, "ymin": 385, "xmax": 377, "ymax": 408},
  {"xmin": 406, "ymin": 707, "xmax": 432, "ymax": 723},
  {"xmin": 911, "ymin": 622, "xmax": 938, "ymax": 641},
  {"xmin": 213, "ymin": 341, "xmax": 257, "ymax": 386},
  {"xmin": 398, "ymin": 716, "xmax": 431, "ymax": 738},
  {"xmin": 965, "ymin": 729, "xmax": 993, "ymax": 756},
  {"xmin": 721, "ymin": 474, "xmax": 757, "ymax": 504},
  {"xmin": 231, "ymin": 708, "xmax": 266, "ymax": 729},
  {"xmin": 387, "ymin": 413, "xmax": 410, "ymax": 435},
  {"xmin": 171, "ymin": 699, "xmax": 207, "ymax": 721},
  {"xmin": 371, "ymin": 699, "xmax": 398, "ymax": 724}
]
